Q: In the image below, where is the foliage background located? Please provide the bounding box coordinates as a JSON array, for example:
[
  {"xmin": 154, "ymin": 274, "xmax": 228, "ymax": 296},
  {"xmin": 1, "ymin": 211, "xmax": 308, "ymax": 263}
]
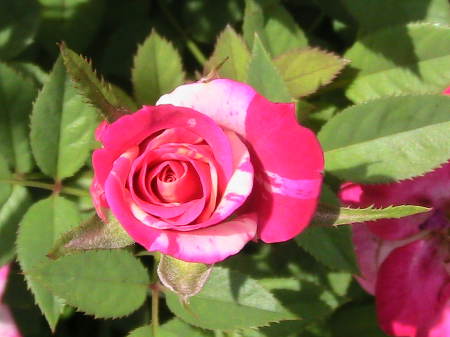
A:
[{"xmin": 1, "ymin": 0, "xmax": 449, "ymax": 336}]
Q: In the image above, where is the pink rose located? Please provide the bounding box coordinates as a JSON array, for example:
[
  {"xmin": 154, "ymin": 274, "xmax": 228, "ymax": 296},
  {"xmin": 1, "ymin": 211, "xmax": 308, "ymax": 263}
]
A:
[
  {"xmin": 90, "ymin": 79, "xmax": 324, "ymax": 264},
  {"xmin": 0, "ymin": 265, "xmax": 22, "ymax": 337},
  {"xmin": 340, "ymin": 162, "xmax": 450, "ymax": 337}
]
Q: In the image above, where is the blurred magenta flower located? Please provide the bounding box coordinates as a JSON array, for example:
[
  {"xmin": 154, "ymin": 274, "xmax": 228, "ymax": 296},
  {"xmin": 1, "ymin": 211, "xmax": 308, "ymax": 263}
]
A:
[
  {"xmin": 90, "ymin": 79, "xmax": 323, "ymax": 263},
  {"xmin": 340, "ymin": 161, "xmax": 450, "ymax": 337},
  {"xmin": 0, "ymin": 265, "xmax": 22, "ymax": 337}
]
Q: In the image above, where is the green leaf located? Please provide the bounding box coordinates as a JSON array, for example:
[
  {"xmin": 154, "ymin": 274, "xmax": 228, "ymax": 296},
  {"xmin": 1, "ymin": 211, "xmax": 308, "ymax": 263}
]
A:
[
  {"xmin": 9, "ymin": 62, "xmax": 49, "ymax": 87},
  {"xmin": 132, "ymin": 30, "xmax": 185, "ymax": 105},
  {"xmin": 179, "ymin": 0, "xmax": 243, "ymax": 44},
  {"xmin": 110, "ymin": 84, "xmax": 138, "ymax": 111},
  {"xmin": 243, "ymin": 0, "xmax": 269, "ymax": 49},
  {"xmin": 37, "ymin": 0, "xmax": 105, "ymax": 54},
  {"xmin": 264, "ymin": 4, "xmax": 308, "ymax": 56},
  {"xmin": 247, "ymin": 35, "xmax": 292, "ymax": 102},
  {"xmin": 162, "ymin": 318, "xmax": 214, "ymax": 337},
  {"xmin": 30, "ymin": 57, "xmax": 97, "ymax": 180},
  {"xmin": 17, "ymin": 196, "xmax": 81, "ymax": 330},
  {"xmin": 0, "ymin": 0, "xmax": 40, "ymax": 60},
  {"xmin": 274, "ymin": 48, "xmax": 349, "ymax": 97},
  {"xmin": 345, "ymin": 23, "xmax": 450, "ymax": 102},
  {"xmin": 319, "ymin": 95, "xmax": 450, "ymax": 183},
  {"xmin": 127, "ymin": 326, "xmax": 177, "ymax": 337},
  {"xmin": 0, "ymin": 186, "xmax": 31, "ymax": 265},
  {"xmin": 316, "ymin": 0, "xmax": 450, "ymax": 33},
  {"xmin": 330, "ymin": 302, "xmax": 389, "ymax": 337},
  {"xmin": 48, "ymin": 213, "xmax": 133, "ymax": 259},
  {"xmin": 0, "ymin": 155, "xmax": 12, "ymax": 208},
  {"xmin": 60, "ymin": 43, "xmax": 130, "ymax": 122},
  {"xmin": 0, "ymin": 63, "xmax": 37, "ymax": 173},
  {"xmin": 296, "ymin": 226, "xmax": 358, "ymax": 273},
  {"xmin": 312, "ymin": 204, "xmax": 430, "ymax": 226},
  {"xmin": 29, "ymin": 250, "xmax": 150, "ymax": 319},
  {"xmin": 319, "ymin": 184, "xmax": 339, "ymax": 208},
  {"xmin": 157, "ymin": 254, "xmax": 213, "ymax": 302},
  {"xmin": 204, "ymin": 26, "xmax": 250, "ymax": 82},
  {"xmin": 165, "ymin": 267, "xmax": 295, "ymax": 330},
  {"xmin": 258, "ymin": 277, "xmax": 337, "ymax": 322}
]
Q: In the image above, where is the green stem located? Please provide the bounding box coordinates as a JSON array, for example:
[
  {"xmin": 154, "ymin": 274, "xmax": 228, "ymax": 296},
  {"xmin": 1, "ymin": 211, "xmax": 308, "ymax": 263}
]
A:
[
  {"xmin": 158, "ymin": 0, "xmax": 207, "ymax": 65},
  {"xmin": 0, "ymin": 179, "xmax": 90, "ymax": 197},
  {"xmin": 151, "ymin": 253, "xmax": 161, "ymax": 336},
  {"xmin": 186, "ymin": 40, "xmax": 207, "ymax": 66},
  {"xmin": 151, "ymin": 285, "xmax": 160, "ymax": 336},
  {"xmin": 61, "ymin": 186, "xmax": 91, "ymax": 197}
]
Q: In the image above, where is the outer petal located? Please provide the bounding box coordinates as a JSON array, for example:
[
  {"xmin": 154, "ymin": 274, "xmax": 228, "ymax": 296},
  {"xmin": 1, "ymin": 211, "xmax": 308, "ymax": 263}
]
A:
[
  {"xmin": 376, "ymin": 239, "xmax": 450, "ymax": 337},
  {"xmin": 245, "ymin": 96, "xmax": 323, "ymax": 242},
  {"xmin": 157, "ymin": 79, "xmax": 256, "ymax": 136},
  {"xmin": 158, "ymin": 79, "xmax": 324, "ymax": 242},
  {"xmin": 155, "ymin": 213, "xmax": 258, "ymax": 264}
]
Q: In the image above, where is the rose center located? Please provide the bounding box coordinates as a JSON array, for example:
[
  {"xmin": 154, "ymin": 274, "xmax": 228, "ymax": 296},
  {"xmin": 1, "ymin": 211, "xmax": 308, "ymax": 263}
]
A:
[{"xmin": 154, "ymin": 161, "xmax": 202, "ymax": 203}]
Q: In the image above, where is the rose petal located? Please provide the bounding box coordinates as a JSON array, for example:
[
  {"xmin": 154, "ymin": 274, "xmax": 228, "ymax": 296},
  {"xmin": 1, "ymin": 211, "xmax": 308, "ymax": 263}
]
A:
[
  {"xmin": 428, "ymin": 285, "xmax": 450, "ymax": 337},
  {"xmin": 128, "ymin": 144, "xmax": 217, "ymax": 227},
  {"xmin": 0, "ymin": 265, "xmax": 9, "ymax": 297},
  {"xmin": 352, "ymin": 223, "xmax": 419, "ymax": 294},
  {"xmin": 443, "ymin": 86, "xmax": 450, "ymax": 95},
  {"xmin": 155, "ymin": 213, "xmax": 258, "ymax": 264},
  {"xmin": 157, "ymin": 79, "xmax": 256, "ymax": 136},
  {"xmin": 245, "ymin": 95, "xmax": 323, "ymax": 242},
  {"xmin": 376, "ymin": 239, "xmax": 450, "ymax": 337},
  {"xmin": 0, "ymin": 304, "xmax": 22, "ymax": 337},
  {"xmin": 0, "ymin": 265, "xmax": 22, "ymax": 337},
  {"xmin": 158, "ymin": 79, "xmax": 324, "ymax": 242},
  {"xmin": 93, "ymin": 105, "xmax": 234, "ymax": 188}
]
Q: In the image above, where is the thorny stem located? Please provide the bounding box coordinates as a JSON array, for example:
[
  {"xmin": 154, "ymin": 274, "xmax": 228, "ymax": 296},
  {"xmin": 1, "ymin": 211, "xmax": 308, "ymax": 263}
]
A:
[{"xmin": 157, "ymin": 0, "xmax": 207, "ymax": 66}]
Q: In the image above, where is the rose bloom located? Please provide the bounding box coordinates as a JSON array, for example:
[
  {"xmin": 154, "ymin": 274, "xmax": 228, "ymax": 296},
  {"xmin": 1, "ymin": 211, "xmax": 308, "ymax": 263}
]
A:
[
  {"xmin": 91, "ymin": 79, "xmax": 323, "ymax": 263},
  {"xmin": 340, "ymin": 161, "xmax": 450, "ymax": 337},
  {"xmin": 0, "ymin": 265, "xmax": 22, "ymax": 337}
]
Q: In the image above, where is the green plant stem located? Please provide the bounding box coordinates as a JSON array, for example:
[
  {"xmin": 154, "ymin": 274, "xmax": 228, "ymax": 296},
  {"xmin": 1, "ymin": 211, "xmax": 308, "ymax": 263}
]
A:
[
  {"xmin": 0, "ymin": 179, "xmax": 90, "ymax": 197},
  {"xmin": 158, "ymin": 0, "xmax": 207, "ymax": 65},
  {"xmin": 151, "ymin": 285, "xmax": 160, "ymax": 336},
  {"xmin": 151, "ymin": 253, "xmax": 161, "ymax": 336}
]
